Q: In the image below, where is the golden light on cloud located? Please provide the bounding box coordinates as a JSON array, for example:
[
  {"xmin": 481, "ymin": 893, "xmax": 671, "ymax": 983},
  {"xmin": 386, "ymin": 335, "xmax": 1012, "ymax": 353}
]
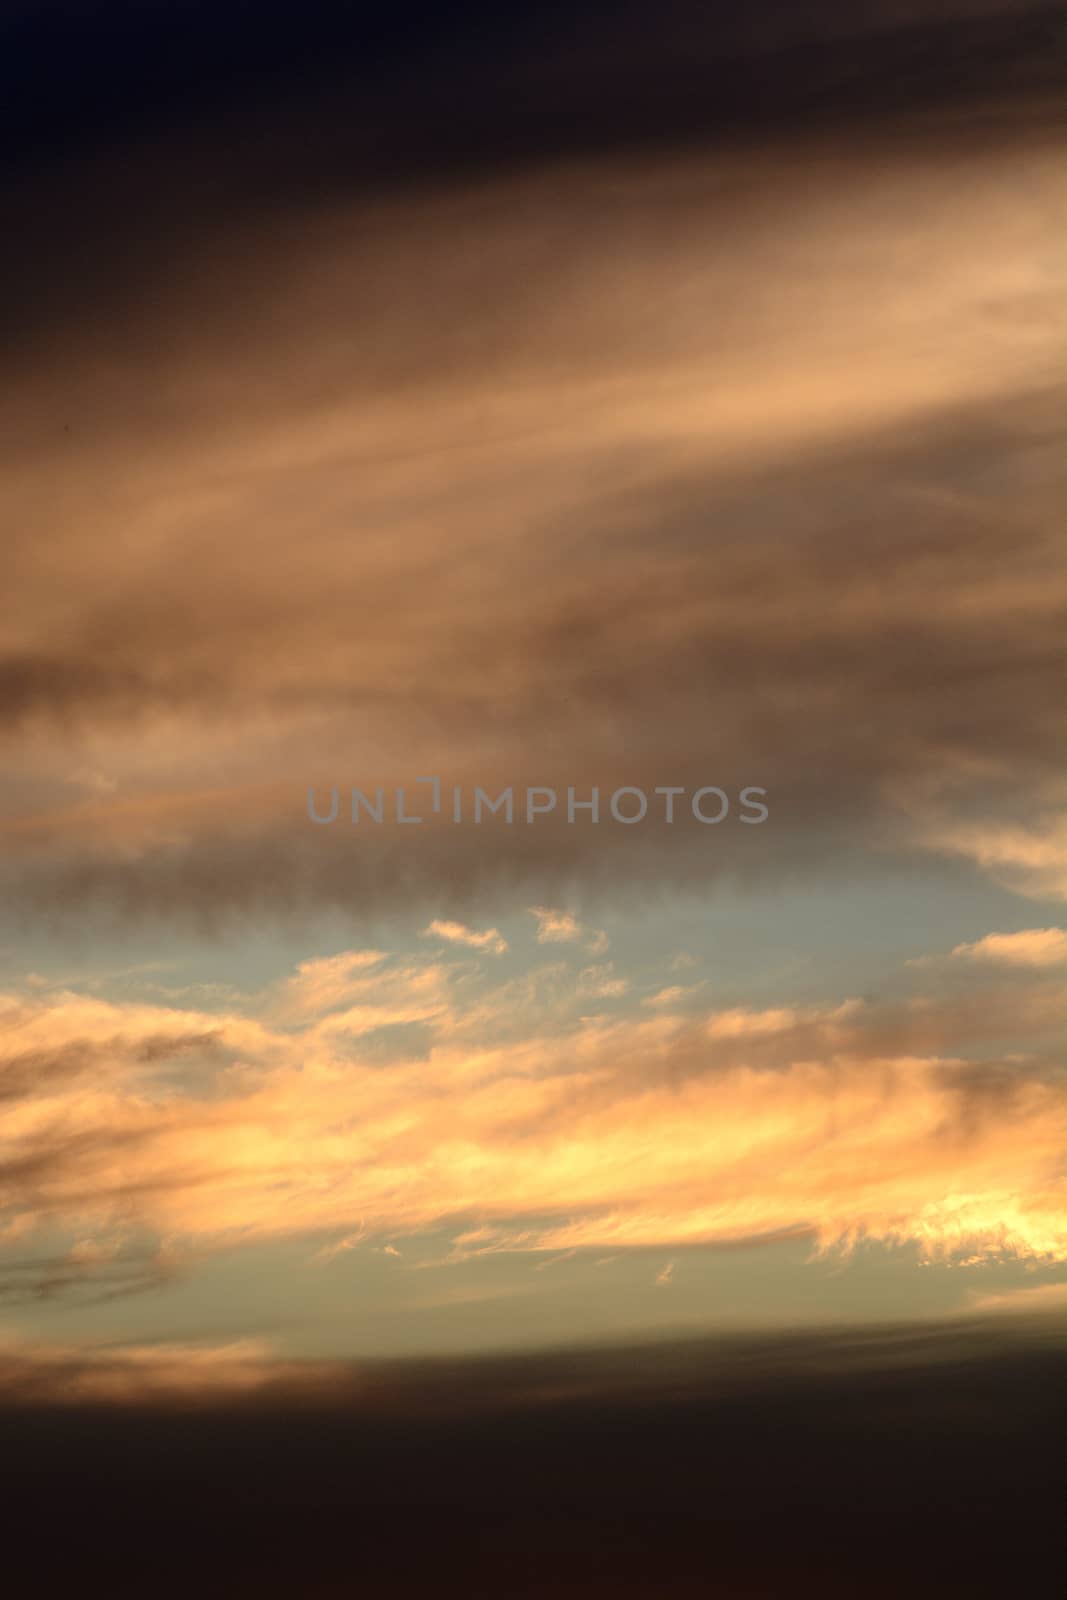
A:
[
  {"xmin": 2, "ymin": 939, "xmax": 1063, "ymax": 1271},
  {"xmin": 0, "ymin": 1332, "xmax": 341, "ymax": 1406},
  {"xmin": 951, "ymin": 927, "xmax": 1067, "ymax": 966}
]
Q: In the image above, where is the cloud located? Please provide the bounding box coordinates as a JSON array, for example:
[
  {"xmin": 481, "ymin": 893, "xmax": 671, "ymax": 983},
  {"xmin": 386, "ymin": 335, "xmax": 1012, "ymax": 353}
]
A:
[
  {"xmin": 967, "ymin": 1281, "xmax": 1067, "ymax": 1315},
  {"xmin": 0, "ymin": 935, "xmax": 1063, "ymax": 1270},
  {"xmin": 704, "ymin": 1006, "xmax": 807, "ymax": 1038},
  {"xmin": 0, "ymin": 1332, "xmax": 331, "ymax": 1405},
  {"xmin": 0, "ymin": 1314, "xmax": 1059, "ymax": 1599},
  {"xmin": 577, "ymin": 964, "xmax": 629, "ymax": 1000},
  {"xmin": 422, "ymin": 920, "xmax": 508, "ymax": 956},
  {"xmin": 528, "ymin": 909, "xmax": 582, "ymax": 944},
  {"xmin": 0, "ymin": 120, "xmax": 1062, "ymax": 928},
  {"xmin": 0, "ymin": 1294, "xmax": 1057, "ymax": 1414},
  {"xmin": 274, "ymin": 953, "xmax": 448, "ymax": 1035},
  {"xmin": 275, "ymin": 950, "xmax": 388, "ymax": 1017},
  {"xmin": 309, "ymin": 1228, "xmax": 365, "ymax": 1265},
  {"xmin": 915, "ymin": 817, "xmax": 1067, "ymax": 902},
  {"xmin": 0, "ymin": 1240, "xmax": 180, "ymax": 1308},
  {"xmin": 643, "ymin": 984, "xmax": 703, "ymax": 1009},
  {"xmin": 950, "ymin": 928, "xmax": 1067, "ymax": 968},
  {"xmin": 529, "ymin": 909, "xmax": 609, "ymax": 954}
]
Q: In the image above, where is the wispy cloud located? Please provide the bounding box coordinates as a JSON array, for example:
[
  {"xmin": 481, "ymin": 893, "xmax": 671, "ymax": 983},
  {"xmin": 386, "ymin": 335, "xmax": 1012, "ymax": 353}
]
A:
[
  {"xmin": 0, "ymin": 1332, "xmax": 331, "ymax": 1405},
  {"xmin": 577, "ymin": 964, "xmax": 628, "ymax": 1000},
  {"xmin": 1, "ymin": 935, "xmax": 1063, "ymax": 1269},
  {"xmin": 528, "ymin": 908, "xmax": 583, "ymax": 944},
  {"xmin": 967, "ymin": 1281, "xmax": 1067, "ymax": 1315},
  {"xmin": 643, "ymin": 984, "xmax": 704, "ymax": 1009},
  {"xmin": 422, "ymin": 920, "xmax": 508, "ymax": 956},
  {"xmin": 529, "ymin": 909, "xmax": 609, "ymax": 954}
]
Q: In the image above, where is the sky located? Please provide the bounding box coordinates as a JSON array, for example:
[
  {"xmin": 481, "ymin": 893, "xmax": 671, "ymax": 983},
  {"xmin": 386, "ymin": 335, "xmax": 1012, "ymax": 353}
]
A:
[{"xmin": 0, "ymin": 4, "xmax": 1064, "ymax": 1589}]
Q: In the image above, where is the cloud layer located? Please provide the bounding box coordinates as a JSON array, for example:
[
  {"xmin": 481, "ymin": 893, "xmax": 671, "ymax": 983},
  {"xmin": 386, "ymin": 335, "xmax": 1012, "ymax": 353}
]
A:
[
  {"xmin": 2, "ymin": 113, "xmax": 1063, "ymax": 924},
  {"xmin": 2, "ymin": 928, "xmax": 1063, "ymax": 1275}
]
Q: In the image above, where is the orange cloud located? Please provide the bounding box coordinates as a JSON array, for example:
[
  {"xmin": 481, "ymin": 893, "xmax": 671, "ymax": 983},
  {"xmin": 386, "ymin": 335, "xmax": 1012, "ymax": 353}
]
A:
[
  {"xmin": 422, "ymin": 920, "xmax": 508, "ymax": 956},
  {"xmin": 0, "ymin": 1332, "xmax": 343, "ymax": 1406},
  {"xmin": 951, "ymin": 927, "xmax": 1067, "ymax": 967},
  {"xmin": 1, "ymin": 940, "xmax": 1063, "ymax": 1270}
]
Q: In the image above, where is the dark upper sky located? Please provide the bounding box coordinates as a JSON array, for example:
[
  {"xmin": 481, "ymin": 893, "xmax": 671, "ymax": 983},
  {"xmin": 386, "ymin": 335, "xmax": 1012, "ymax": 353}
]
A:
[{"xmin": 2, "ymin": 1, "xmax": 1061, "ymax": 182}]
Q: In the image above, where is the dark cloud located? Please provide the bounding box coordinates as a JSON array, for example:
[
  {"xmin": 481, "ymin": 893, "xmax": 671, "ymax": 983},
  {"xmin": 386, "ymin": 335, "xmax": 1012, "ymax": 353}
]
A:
[
  {"xmin": 0, "ymin": 1315, "xmax": 1061, "ymax": 1596},
  {"xmin": 1, "ymin": 2, "xmax": 1061, "ymax": 367}
]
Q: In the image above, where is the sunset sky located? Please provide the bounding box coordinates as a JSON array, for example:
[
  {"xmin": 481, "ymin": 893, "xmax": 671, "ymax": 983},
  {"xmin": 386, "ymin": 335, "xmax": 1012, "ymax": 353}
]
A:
[
  {"xmin": 2, "ymin": 6, "xmax": 1067, "ymax": 1593},
  {"xmin": 2, "ymin": 0, "xmax": 1065, "ymax": 1389},
  {"xmin": 0, "ymin": 7, "xmax": 1064, "ymax": 1591}
]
